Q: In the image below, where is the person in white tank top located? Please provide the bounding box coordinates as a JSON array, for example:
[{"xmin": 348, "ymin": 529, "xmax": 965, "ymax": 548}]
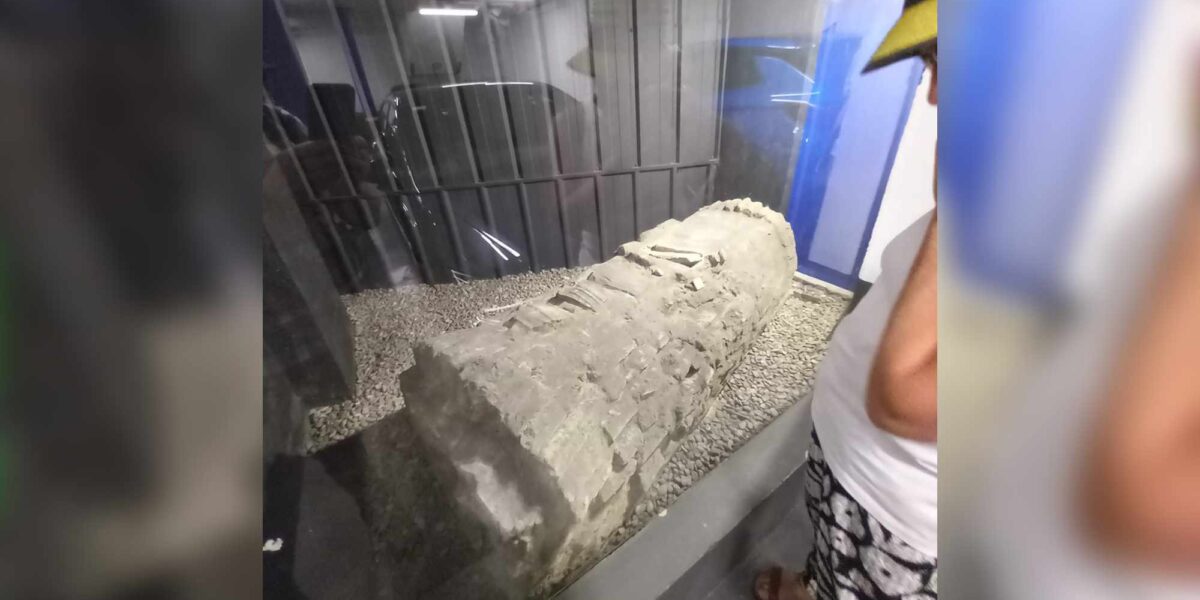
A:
[{"xmin": 755, "ymin": 2, "xmax": 939, "ymax": 597}]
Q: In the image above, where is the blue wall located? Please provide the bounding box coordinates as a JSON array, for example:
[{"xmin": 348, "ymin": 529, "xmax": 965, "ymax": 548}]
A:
[
  {"xmin": 785, "ymin": 0, "xmax": 922, "ymax": 290},
  {"xmin": 941, "ymin": 0, "xmax": 1145, "ymax": 303}
]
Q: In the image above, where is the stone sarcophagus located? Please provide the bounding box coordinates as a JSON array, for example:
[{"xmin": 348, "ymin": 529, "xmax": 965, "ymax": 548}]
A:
[{"xmin": 402, "ymin": 199, "xmax": 796, "ymax": 591}]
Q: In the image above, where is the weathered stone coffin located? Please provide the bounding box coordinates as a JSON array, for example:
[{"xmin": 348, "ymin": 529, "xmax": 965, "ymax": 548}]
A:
[{"xmin": 402, "ymin": 199, "xmax": 796, "ymax": 590}]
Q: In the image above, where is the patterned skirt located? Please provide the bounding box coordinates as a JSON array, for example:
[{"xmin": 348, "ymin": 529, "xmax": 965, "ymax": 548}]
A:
[{"xmin": 803, "ymin": 431, "xmax": 938, "ymax": 599}]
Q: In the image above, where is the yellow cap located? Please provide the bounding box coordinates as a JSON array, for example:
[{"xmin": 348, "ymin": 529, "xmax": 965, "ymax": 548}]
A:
[{"xmin": 864, "ymin": 0, "xmax": 938, "ymax": 73}]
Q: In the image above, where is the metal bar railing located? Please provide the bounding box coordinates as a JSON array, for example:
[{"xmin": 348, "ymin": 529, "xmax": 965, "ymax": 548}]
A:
[
  {"xmin": 531, "ymin": 3, "xmax": 572, "ymax": 269},
  {"xmin": 330, "ymin": 4, "xmax": 377, "ymax": 115},
  {"xmin": 706, "ymin": 0, "xmax": 731, "ymax": 208},
  {"xmin": 517, "ymin": 181, "xmax": 540, "ymax": 271},
  {"xmin": 669, "ymin": 164, "xmax": 678, "ymax": 219},
  {"xmin": 378, "ymin": 0, "xmax": 441, "ymax": 189},
  {"xmin": 584, "ymin": 0, "xmax": 606, "ymax": 171},
  {"xmin": 705, "ymin": 161, "xmax": 716, "ymax": 205},
  {"xmin": 674, "ymin": 0, "xmax": 684, "ymax": 168},
  {"xmin": 264, "ymin": 88, "xmax": 361, "ymax": 292},
  {"xmin": 326, "ymin": 0, "xmax": 391, "ymax": 188},
  {"xmin": 433, "ymin": 14, "xmax": 485, "ymax": 186},
  {"xmin": 325, "ymin": 0, "xmax": 434, "ymax": 285},
  {"xmin": 273, "ymin": 0, "xmax": 374, "ymax": 234},
  {"xmin": 277, "ymin": 0, "xmax": 731, "ymax": 285},
  {"xmin": 631, "ymin": 0, "xmax": 643, "ymax": 168},
  {"xmin": 713, "ymin": 0, "xmax": 731, "ymax": 166},
  {"xmin": 482, "ymin": 3, "xmax": 541, "ymax": 274},
  {"xmin": 390, "ymin": 195, "xmax": 435, "ymax": 283},
  {"xmin": 632, "ymin": 168, "xmax": 641, "ymax": 235},
  {"xmin": 306, "ymin": 159, "xmax": 718, "ymax": 203},
  {"xmin": 481, "ymin": 0, "xmax": 528, "ymax": 277},
  {"xmin": 593, "ymin": 173, "xmax": 607, "ymax": 256},
  {"xmin": 584, "ymin": 0, "xmax": 609, "ymax": 259},
  {"xmin": 432, "ymin": 13, "xmax": 486, "ymax": 278},
  {"xmin": 480, "ymin": 0, "xmax": 524, "ymax": 180},
  {"xmin": 555, "ymin": 178, "xmax": 572, "ymax": 268},
  {"xmin": 377, "ymin": 0, "xmax": 447, "ymax": 284},
  {"xmin": 315, "ymin": 205, "xmax": 359, "ymax": 290},
  {"xmin": 438, "ymin": 190, "xmax": 469, "ymax": 279},
  {"xmin": 477, "ymin": 187, "xmax": 502, "ymax": 278},
  {"xmin": 265, "ymin": 91, "xmax": 320, "ymax": 202}
]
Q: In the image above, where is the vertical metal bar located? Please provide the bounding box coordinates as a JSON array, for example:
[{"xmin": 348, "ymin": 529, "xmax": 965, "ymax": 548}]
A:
[
  {"xmin": 584, "ymin": 0, "xmax": 605, "ymax": 170},
  {"xmin": 669, "ymin": 164, "xmax": 678, "ymax": 218},
  {"xmin": 265, "ymin": 90, "xmax": 362, "ymax": 291},
  {"xmin": 593, "ymin": 173, "xmax": 607, "ymax": 258},
  {"xmin": 273, "ymin": 0, "xmax": 373, "ymax": 227},
  {"xmin": 378, "ymin": 178, "xmax": 435, "ymax": 285},
  {"xmin": 482, "ymin": 1, "xmax": 538, "ymax": 275},
  {"xmin": 480, "ymin": 0, "xmax": 532, "ymax": 277},
  {"xmin": 532, "ymin": 2, "xmax": 571, "ymax": 267},
  {"xmin": 433, "ymin": 14, "xmax": 485, "ymax": 184},
  {"xmin": 630, "ymin": 0, "xmax": 643, "ymax": 167},
  {"xmin": 478, "ymin": 187, "xmax": 503, "ymax": 278},
  {"xmin": 439, "ymin": 190, "xmax": 469, "ymax": 276},
  {"xmin": 704, "ymin": 161, "xmax": 716, "ymax": 205},
  {"xmin": 326, "ymin": 1, "xmax": 388, "ymax": 167},
  {"xmin": 378, "ymin": 0, "xmax": 441, "ymax": 187},
  {"xmin": 555, "ymin": 179, "xmax": 573, "ymax": 268},
  {"xmin": 517, "ymin": 182, "xmax": 540, "ymax": 272},
  {"xmin": 317, "ymin": 205, "xmax": 362, "ymax": 293},
  {"xmin": 674, "ymin": 0, "xmax": 684, "ymax": 165},
  {"xmin": 713, "ymin": 0, "xmax": 732, "ymax": 158},
  {"xmin": 330, "ymin": 4, "xmax": 377, "ymax": 114},
  {"xmin": 325, "ymin": 0, "xmax": 436, "ymax": 287},
  {"xmin": 480, "ymin": 0, "xmax": 523, "ymax": 179},
  {"xmin": 532, "ymin": 2, "xmax": 565, "ymax": 175},
  {"xmin": 391, "ymin": 195, "xmax": 434, "ymax": 284},
  {"xmin": 584, "ymin": 0, "xmax": 608, "ymax": 260},
  {"xmin": 264, "ymin": 91, "xmax": 321, "ymax": 202},
  {"xmin": 632, "ymin": 171, "xmax": 641, "ymax": 236},
  {"xmin": 377, "ymin": 0, "xmax": 449, "ymax": 283}
]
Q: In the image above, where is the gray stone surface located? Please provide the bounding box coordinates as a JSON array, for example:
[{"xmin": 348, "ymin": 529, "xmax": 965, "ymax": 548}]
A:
[
  {"xmin": 401, "ymin": 199, "xmax": 799, "ymax": 591},
  {"xmin": 302, "ymin": 276, "xmax": 844, "ymax": 599},
  {"xmin": 305, "ymin": 212, "xmax": 847, "ymax": 598},
  {"xmin": 585, "ymin": 282, "xmax": 845, "ymax": 569},
  {"xmin": 307, "ymin": 269, "xmax": 579, "ymax": 452}
]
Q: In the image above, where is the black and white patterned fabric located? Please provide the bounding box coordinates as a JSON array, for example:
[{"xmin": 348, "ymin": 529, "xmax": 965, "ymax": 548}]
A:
[{"xmin": 803, "ymin": 431, "xmax": 938, "ymax": 599}]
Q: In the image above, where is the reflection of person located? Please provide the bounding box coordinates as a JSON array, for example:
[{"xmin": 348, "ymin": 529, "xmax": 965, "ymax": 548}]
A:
[
  {"xmin": 263, "ymin": 99, "xmax": 417, "ymax": 291},
  {"xmin": 755, "ymin": 2, "xmax": 939, "ymax": 599}
]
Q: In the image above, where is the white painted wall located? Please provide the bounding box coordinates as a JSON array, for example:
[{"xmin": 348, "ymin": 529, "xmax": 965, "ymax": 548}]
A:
[{"xmin": 859, "ymin": 68, "xmax": 937, "ymax": 283}]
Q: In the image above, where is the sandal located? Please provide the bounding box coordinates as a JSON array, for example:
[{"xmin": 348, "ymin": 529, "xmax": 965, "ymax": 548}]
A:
[{"xmin": 752, "ymin": 566, "xmax": 809, "ymax": 600}]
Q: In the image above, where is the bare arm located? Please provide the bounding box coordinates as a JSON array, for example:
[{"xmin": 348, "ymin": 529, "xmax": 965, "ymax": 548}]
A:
[
  {"xmin": 1083, "ymin": 194, "xmax": 1200, "ymax": 572},
  {"xmin": 867, "ymin": 214, "xmax": 938, "ymax": 442}
]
